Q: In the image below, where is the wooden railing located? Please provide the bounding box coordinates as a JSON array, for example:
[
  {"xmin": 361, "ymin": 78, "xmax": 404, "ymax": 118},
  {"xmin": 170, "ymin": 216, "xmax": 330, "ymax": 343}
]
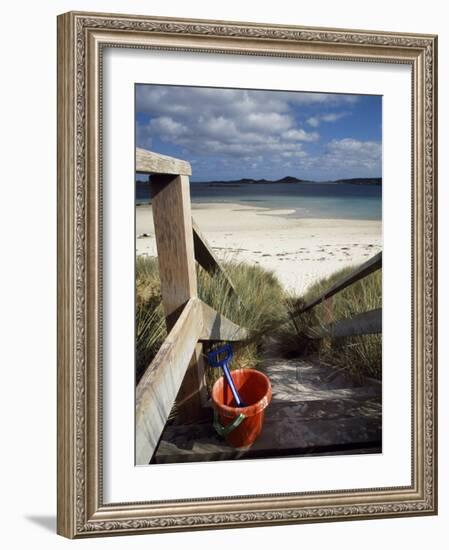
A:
[
  {"xmin": 192, "ymin": 219, "xmax": 239, "ymax": 298},
  {"xmin": 135, "ymin": 148, "xmax": 247, "ymax": 464},
  {"xmin": 306, "ymin": 307, "xmax": 382, "ymax": 339},
  {"xmin": 297, "ymin": 252, "xmax": 382, "ymax": 340},
  {"xmin": 291, "ymin": 252, "xmax": 381, "ymax": 318}
]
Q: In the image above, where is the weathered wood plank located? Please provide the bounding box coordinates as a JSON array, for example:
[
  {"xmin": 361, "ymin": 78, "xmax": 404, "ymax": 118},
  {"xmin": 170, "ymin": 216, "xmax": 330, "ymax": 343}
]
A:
[
  {"xmin": 199, "ymin": 300, "xmax": 248, "ymax": 342},
  {"xmin": 172, "ymin": 343, "xmax": 209, "ymax": 423},
  {"xmin": 306, "ymin": 308, "xmax": 382, "ymax": 339},
  {"xmin": 154, "ymin": 415, "xmax": 382, "ymax": 464},
  {"xmin": 192, "ymin": 218, "xmax": 238, "ymax": 297},
  {"xmin": 292, "ymin": 252, "xmax": 382, "ymax": 318},
  {"xmin": 151, "ymin": 173, "xmax": 205, "ymax": 425},
  {"xmin": 136, "ymin": 147, "xmax": 192, "ymax": 176},
  {"xmin": 136, "ymin": 298, "xmax": 203, "ymax": 464},
  {"xmin": 151, "ymin": 174, "xmax": 197, "ymax": 329}
]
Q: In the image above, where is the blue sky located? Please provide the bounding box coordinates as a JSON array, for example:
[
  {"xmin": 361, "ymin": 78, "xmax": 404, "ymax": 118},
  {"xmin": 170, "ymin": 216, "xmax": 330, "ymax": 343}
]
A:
[{"xmin": 136, "ymin": 84, "xmax": 381, "ymax": 182}]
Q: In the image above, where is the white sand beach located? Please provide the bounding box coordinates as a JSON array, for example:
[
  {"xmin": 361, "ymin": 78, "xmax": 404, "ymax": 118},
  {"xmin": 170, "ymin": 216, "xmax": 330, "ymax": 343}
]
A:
[{"xmin": 136, "ymin": 203, "xmax": 382, "ymax": 296}]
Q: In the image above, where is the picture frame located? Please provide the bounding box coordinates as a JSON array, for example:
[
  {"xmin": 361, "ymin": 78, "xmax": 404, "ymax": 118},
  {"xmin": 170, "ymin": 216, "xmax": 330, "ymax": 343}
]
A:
[{"xmin": 57, "ymin": 11, "xmax": 438, "ymax": 538}]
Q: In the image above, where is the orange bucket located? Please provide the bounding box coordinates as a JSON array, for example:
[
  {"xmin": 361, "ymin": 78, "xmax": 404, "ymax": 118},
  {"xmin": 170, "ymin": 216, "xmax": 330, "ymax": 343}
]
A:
[{"xmin": 211, "ymin": 368, "xmax": 272, "ymax": 448}]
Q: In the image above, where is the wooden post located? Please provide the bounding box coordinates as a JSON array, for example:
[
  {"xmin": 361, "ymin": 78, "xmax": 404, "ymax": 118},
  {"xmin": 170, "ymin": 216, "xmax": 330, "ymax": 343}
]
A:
[
  {"xmin": 151, "ymin": 174, "xmax": 206, "ymax": 422},
  {"xmin": 151, "ymin": 174, "xmax": 197, "ymax": 327}
]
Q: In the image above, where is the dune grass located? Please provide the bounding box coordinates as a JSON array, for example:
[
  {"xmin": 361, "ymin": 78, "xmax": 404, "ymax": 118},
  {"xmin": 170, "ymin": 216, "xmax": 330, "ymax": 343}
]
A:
[
  {"xmin": 135, "ymin": 256, "xmax": 166, "ymax": 384},
  {"xmin": 135, "ymin": 256, "xmax": 287, "ymax": 386},
  {"xmin": 136, "ymin": 256, "xmax": 382, "ymax": 388},
  {"xmin": 277, "ymin": 267, "xmax": 382, "ymax": 380}
]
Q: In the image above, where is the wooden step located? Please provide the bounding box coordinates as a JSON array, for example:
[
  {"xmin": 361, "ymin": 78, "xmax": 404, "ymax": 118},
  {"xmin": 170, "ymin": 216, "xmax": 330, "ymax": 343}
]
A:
[
  {"xmin": 153, "ymin": 394, "xmax": 381, "ymax": 464},
  {"xmin": 152, "ymin": 358, "xmax": 382, "ymax": 464}
]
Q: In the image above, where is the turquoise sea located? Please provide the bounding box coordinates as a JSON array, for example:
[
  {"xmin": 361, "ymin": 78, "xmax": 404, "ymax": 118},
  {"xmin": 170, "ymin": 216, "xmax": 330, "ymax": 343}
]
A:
[{"xmin": 136, "ymin": 182, "xmax": 381, "ymax": 221}]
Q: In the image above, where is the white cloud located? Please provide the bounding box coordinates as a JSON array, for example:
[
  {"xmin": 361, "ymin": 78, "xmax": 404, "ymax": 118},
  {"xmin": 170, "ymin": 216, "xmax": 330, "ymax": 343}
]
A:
[
  {"xmin": 282, "ymin": 129, "xmax": 319, "ymax": 142},
  {"xmin": 280, "ymin": 151, "xmax": 308, "ymax": 158},
  {"xmin": 311, "ymin": 138, "xmax": 382, "ymax": 175},
  {"xmin": 307, "ymin": 112, "xmax": 348, "ymax": 127},
  {"xmin": 321, "ymin": 113, "xmax": 344, "ymax": 122},
  {"xmin": 243, "ymin": 112, "xmax": 292, "ymax": 132},
  {"xmin": 327, "ymin": 138, "xmax": 380, "ymax": 159},
  {"xmin": 149, "ymin": 116, "xmax": 187, "ymax": 137}
]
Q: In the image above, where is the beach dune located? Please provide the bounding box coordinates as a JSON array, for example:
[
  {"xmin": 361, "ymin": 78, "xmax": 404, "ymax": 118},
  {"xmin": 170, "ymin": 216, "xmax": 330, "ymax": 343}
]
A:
[{"xmin": 136, "ymin": 202, "xmax": 382, "ymax": 295}]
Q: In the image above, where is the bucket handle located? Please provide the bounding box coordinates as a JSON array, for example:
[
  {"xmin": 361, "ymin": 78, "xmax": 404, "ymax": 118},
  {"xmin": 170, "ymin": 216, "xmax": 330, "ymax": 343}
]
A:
[{"xmin": 213, "ymin": 410, "xmax": 246, "ymax": 438}]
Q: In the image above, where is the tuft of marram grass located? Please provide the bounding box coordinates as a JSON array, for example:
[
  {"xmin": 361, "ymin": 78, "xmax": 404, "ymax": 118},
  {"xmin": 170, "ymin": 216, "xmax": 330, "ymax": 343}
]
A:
[{"xmin": 135, "ymin": 256, "xmax": 166, "ymax": 384}]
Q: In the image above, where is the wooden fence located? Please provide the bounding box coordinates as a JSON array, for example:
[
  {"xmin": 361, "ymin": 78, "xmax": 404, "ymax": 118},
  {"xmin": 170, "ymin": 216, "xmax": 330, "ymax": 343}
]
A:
[
  {"xmin": 297, "ymin": 252, "xmax": 382, "ymax": 340},
  {"xmin": 135, "ymin": 147, "xmax": 382, "ymax": 464}
]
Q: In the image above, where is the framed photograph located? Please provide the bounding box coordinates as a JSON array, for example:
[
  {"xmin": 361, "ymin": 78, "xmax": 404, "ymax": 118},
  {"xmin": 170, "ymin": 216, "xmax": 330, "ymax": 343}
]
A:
[{"xmin": 57, "ymin": 11, "xmax": 438, "ymax": 538}]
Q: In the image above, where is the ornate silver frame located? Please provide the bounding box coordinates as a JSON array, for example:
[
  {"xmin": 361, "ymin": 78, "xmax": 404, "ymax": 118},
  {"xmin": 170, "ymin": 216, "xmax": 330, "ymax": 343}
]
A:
[{"xmin": 57, "ymin": 11, "xmax": 438, "ymax": 538}]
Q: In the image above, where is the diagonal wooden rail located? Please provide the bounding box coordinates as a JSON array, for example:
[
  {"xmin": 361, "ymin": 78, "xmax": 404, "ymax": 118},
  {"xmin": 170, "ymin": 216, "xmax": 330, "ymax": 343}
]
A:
[
  {"xmin": 306, "ymin": 308, "xmax": 382, "ymax": 339},
  {"xmin": 192, "ymin": 218, "xmax": 239, "ymax": 298},
  {"xmin": 291, "ymin": 251, "xmax": 382, "ymax": 318}
]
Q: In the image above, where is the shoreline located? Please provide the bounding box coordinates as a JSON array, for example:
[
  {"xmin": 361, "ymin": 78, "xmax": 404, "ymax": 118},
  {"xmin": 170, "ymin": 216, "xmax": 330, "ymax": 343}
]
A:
[{"xmin": 136, "ymin": 202, "xmax": 382, "ymax": 295}]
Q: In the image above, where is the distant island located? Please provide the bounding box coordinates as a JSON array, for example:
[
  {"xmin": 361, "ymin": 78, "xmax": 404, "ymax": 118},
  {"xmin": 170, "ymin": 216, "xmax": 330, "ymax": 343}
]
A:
[
  {"xmin": 332, "ymin": 177, "xmax": 382, "ymax": 186},
  {"xmin": 136, "ymin": 176, "xmax": 382, "ymax": 188},
  {"xmin": 198, "ymin": 176, "xmax": 309, "ymax": 185},
  {"xmin": 190, "ymin": 176, "xmax": 382, "ymax": 186}
]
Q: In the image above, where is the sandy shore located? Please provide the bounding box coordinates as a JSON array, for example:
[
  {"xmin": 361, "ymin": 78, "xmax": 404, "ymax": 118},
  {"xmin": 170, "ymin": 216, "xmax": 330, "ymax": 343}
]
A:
[{"xmin": 136, "ymin": 202, "xmax": 382, "ymax": 295}]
